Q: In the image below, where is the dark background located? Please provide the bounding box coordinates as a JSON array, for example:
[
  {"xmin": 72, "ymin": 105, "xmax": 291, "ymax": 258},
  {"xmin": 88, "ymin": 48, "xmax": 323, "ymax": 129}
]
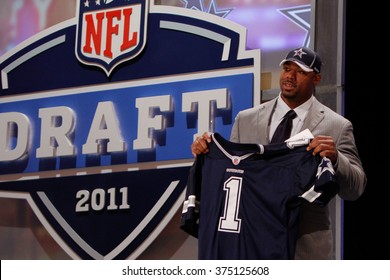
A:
[{"xmin": 343, "ymin": 1, "xmax": 385, "ymax": 259}]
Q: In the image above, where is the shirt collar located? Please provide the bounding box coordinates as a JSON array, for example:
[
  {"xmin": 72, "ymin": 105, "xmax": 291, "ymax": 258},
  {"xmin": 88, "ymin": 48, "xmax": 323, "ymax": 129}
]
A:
[{"xmin": 276, "ymin": 94, "xmax": 314, "ymax": 122}]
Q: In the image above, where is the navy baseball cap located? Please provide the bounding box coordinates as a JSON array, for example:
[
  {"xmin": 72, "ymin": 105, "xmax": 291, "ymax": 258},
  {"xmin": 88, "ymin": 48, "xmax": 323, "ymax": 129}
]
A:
[{"xmin": 280, "ymin": 47, "xmax": 322, "ymax": 73}]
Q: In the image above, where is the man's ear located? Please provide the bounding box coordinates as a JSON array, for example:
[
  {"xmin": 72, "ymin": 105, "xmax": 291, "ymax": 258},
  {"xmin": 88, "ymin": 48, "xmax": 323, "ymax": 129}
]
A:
[{"xmin": 313, "ymin": 73, "xmax": 322, "ymax": 84}]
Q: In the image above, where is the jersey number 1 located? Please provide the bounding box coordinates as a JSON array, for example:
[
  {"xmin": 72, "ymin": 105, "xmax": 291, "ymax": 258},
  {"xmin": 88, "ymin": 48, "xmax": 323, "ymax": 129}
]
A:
[{"xmin": 218, "ymin": 176, "xmax": 242, "ymax": 233}]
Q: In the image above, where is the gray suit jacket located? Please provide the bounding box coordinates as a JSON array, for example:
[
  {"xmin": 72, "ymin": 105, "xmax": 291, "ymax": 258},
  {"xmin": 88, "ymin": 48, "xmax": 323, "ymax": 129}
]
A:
[{"xmin": 230, "ymin": 97, "xmax": 367, "ymax": 259}]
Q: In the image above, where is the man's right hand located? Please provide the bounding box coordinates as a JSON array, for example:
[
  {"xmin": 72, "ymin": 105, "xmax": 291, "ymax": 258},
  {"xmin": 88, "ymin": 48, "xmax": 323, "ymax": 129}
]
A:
[{"xmin": 191, "ymin": 132, "xmax": 212, "ymax": 157}]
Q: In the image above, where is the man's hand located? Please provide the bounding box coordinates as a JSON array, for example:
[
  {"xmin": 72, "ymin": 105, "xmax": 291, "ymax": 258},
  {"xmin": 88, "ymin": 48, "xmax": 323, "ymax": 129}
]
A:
[
  {"xmin": 191, "ymin": 132, "xmax": 212, "ymax": 157},
  {"xmin": 307, "ymin": 135, "xmax": 338, "ymax": 164}
]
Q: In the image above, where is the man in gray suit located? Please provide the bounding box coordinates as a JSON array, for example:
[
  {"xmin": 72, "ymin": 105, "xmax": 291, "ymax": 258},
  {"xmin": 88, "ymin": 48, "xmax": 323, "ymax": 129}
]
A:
[{"xmin": 191, "ymin": 46, "xmax": 367, "ymax": 259}]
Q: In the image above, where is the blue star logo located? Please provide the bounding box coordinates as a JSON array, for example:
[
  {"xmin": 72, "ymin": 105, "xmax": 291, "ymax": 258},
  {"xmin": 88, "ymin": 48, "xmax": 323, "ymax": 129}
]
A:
[
  {"xmin": 182, "ymin": 0, "xmax": 233, "ymax": 18},
  {"xmin": 181, "ymin": 0, "xmax": 204, "ymax": 11},
  {"xmin": 316, "ymin": 157, "xmax": 335, "ymax": 178},
  {"xmin": 278, "ymin": 5, "xmax": 311, "ymax": 47},
  {"xmin": 207, "ymin": 0, "xmax": 232, "ymax": 18}
]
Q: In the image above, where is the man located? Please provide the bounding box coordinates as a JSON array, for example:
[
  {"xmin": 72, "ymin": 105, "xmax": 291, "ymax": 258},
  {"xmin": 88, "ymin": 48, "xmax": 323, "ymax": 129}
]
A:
[{"xmin": 190, "ymin": 46, "xmax": 367, "ymax": 259}]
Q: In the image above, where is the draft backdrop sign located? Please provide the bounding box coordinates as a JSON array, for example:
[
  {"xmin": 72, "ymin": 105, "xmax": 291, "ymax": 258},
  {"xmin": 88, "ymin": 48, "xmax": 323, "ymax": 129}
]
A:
[{"xmin": 0, "ymin": 0, "xmax": 260, "ymax": 259}]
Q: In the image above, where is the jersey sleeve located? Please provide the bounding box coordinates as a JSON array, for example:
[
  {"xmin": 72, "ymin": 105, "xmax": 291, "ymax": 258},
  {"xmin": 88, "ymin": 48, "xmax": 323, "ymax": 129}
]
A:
[
  {"xmin": 299, "ymin": 156, "xmax": 340, "ymax": 206},
  {"xmin": 180, "ymin": 155, "xmax": 202, "ymax": 238}
]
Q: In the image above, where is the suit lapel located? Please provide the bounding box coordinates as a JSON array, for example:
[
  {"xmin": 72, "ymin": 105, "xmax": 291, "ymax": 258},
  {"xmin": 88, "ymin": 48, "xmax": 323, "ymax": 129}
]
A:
[
  {"xmin": 301, "ymin": 97, "xmax": 325, "ymax": 132},
  {"xmin": 252, "ymin": 97, "xmax": 325, "ymax": 143},
  {"xmin": 258, "ymin": 98, "xmax": 277, "ymax": 143}
]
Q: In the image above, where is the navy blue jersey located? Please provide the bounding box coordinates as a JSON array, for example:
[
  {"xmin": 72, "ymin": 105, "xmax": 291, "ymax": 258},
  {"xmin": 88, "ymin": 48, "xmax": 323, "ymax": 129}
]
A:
[{"xmin": 180, "ymin": 132, "xmax": 339, "ymax": 260}]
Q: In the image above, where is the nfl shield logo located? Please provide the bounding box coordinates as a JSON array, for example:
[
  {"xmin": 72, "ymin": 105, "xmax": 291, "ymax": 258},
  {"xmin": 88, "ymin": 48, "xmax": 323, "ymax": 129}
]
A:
[{"xmin": 75, "ymin": 0, "xmax": 148, "ymax": 76}]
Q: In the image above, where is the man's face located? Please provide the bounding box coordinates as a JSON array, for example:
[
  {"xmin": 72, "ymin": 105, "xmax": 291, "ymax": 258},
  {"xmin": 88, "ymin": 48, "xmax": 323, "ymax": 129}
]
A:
[{"xmin": 279, "ymin": 61, "xmax": 321, "ymax": 105}]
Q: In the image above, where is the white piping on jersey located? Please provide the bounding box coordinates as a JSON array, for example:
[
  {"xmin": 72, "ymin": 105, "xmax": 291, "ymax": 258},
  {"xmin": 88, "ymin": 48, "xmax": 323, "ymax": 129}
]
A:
[
  {"xmin": 182, "ymin": 195, "xmax": 198, "ymax": 213},
  {"xmin": 299, "ymin": 185, "xmax": 321, "ymax": 202},
  {"xmin": 212, "ymin": 134, "xmax": 256, "ymax": 165}
]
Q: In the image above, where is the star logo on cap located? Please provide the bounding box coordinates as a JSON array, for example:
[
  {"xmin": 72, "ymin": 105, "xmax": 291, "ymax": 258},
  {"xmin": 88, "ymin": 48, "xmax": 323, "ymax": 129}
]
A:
[{"xmin": 293, "ymin": 48, "xmax": 307, "ymax": 59}]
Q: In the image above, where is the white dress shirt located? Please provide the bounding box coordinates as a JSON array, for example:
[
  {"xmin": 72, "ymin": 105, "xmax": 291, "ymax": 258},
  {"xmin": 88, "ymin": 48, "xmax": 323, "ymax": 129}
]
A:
[{"xmin": 269, "ymin": 94, "xmax": 314, "ymax": 140}]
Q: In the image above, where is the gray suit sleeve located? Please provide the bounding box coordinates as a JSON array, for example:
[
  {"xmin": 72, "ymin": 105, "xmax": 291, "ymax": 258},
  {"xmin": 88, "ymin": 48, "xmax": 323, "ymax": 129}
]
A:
[{"xmin": 333, "ymin": 120, "xmax": 367, "ymax": 200}]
